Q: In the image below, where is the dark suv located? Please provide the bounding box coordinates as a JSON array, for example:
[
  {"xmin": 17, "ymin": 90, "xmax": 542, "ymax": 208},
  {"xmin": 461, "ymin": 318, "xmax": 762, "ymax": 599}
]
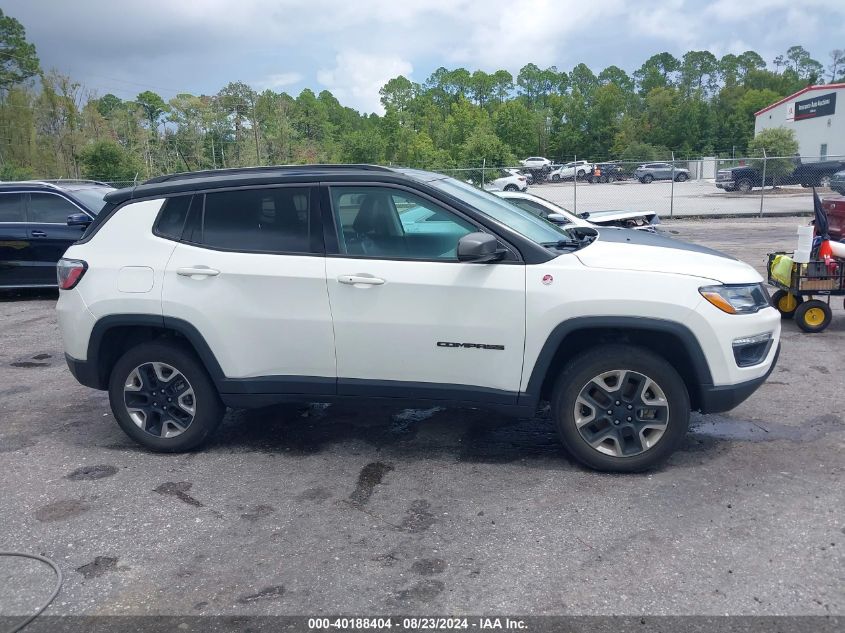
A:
[{"xmin": 0, "ymin": 180, "xmax": 114, "ymax": 288}]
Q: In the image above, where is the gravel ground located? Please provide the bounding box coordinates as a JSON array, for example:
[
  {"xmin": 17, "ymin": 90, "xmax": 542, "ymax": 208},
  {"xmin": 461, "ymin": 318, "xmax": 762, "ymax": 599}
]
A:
[{"xmin": 0, "ymin": 216, "xmax": 843, "ymax": 621}]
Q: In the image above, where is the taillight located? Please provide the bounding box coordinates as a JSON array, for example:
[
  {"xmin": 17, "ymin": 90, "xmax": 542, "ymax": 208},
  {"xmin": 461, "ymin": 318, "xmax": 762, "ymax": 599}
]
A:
[{"xmin": 57, "ymin": 258, "xmax": 87, "ymax": 290}]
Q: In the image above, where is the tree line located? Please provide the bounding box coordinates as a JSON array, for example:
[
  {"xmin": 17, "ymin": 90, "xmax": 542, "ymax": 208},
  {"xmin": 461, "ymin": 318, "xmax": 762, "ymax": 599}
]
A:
[{"xmin": 0, "ymin": 8, "xmax": 843, "ymax": 182}]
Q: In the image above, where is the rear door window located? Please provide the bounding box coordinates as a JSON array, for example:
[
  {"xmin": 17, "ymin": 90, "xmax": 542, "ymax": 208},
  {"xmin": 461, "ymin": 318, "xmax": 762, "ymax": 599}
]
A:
[
  {"xmin": 185, "ymin": 187, "xmax": 317, "ymax": 254},
  {"xmin": 0, "ymin": 193, "xmax": 25, "ymax": 222}
]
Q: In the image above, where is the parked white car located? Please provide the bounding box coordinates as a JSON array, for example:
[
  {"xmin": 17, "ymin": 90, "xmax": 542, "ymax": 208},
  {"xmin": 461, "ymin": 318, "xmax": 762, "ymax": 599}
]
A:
[
  {"xmin": 485, "ymin": 168, "xmax": 528, "ymax": 192},
  {"xmin": 519, "ymin": 157, "xmax": 552, "ymax": 169},
  {"xmin": 549, "ymin": 160, "xmax": 594, "ymax": 181},
  {"xmin": 57, "ymin": 165, "xmax": 780, "ymax": 472},
  {"xmin": 494, "ymin": 191, "xmax": 660, "ymax": 231}
]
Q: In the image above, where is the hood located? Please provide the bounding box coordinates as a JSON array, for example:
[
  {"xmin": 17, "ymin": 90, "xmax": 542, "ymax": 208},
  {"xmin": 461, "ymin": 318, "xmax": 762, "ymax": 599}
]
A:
[
  {"xmin": 574, "ymin": 229, "xmax": 762, "ymax": 284},
  {"xmin": 582, "ymin": 209, "xmax": 657, "ymax": 222}
]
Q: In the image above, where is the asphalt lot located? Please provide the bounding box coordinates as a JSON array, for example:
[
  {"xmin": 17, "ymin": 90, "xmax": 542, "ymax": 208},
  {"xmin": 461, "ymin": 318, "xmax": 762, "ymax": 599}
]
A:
[
  {"xmin": 0, "ymin": 216, "xmax": 843, "ymax": 620},
  {"xmin": 530, "ymin": 178, "xmax": 833, "ymax": 218}
]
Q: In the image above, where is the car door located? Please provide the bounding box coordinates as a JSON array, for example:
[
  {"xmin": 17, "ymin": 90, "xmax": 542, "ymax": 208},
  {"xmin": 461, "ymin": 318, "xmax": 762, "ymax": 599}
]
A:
[
  {"xmin": 0, "ymin": 192, "xmax": 30, "ymax": 287},
  {"xmin": 161, "ymin": 186, "xmax": 337, "ymax": 392},
  {"xmin": 26, "ymin": 192, "xmax": 89, "ymax": 285},
  {"xmin": 323, "ymin": 184, "xmax": 526, "ymax": 402}
]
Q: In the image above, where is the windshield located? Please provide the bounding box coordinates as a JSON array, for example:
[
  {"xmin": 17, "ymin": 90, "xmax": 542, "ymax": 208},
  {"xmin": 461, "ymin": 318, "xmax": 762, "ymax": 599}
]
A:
[
  {"xmin": 426, "ymin": 177, "xmax": 572, "ymax": 245},
  {"xmin": 67, "ymin": 186, "xmax": 114, "ymax": 214}
]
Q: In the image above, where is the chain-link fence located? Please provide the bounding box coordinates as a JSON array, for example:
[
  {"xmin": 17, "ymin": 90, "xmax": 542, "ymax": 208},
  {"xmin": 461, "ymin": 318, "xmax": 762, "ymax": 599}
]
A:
[{"xmin": 438, "ymin": 154, "xmax": 845, "ymax": 220}]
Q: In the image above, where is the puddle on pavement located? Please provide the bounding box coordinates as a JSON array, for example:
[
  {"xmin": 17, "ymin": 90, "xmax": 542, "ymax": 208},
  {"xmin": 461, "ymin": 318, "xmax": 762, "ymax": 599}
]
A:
[{"xmin": 690, "ymin": 413, "xmax": 842, "ymax": 442}]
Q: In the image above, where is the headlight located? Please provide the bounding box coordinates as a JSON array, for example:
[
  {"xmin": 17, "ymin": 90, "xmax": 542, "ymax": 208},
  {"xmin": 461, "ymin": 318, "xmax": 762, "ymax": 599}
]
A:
[{"xmin": 699, "ymin": 284, "xmax": 770, "ymax": 314}]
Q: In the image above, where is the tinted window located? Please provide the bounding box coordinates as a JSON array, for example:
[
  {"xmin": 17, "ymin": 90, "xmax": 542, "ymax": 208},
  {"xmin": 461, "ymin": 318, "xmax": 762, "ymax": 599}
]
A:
[
  {"xmin": 0, "ymin": 193, "xmax": 24, "ymax": 222},
  {"xmin": 155, "ymin": 195, "xmax": 194, "ymax": 240},
  {"xmin": 506, "ymin": 198, "xmax": 550, "ymax": 218},
  {"xmin": 29, "ymin": 193, "xmax": 79, "ymax": 223},
  {"xmin": 201, "ymin": 188, "xmax": 312, "ymax": 253},
  {"xmin": 330, "ymin": 186, "xmax": 475, "ymax": 260},
  {"xmin": 67, "ymin": 186, "xmax": 113, "ymax": 213}
]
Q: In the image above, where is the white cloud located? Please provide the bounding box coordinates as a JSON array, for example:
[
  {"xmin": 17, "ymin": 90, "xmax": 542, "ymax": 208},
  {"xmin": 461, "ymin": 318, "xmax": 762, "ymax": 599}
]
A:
[
  {"xmin": 257, "ymin": 72, "xmax": 303, "ymax": 90},
  {"xmin": 317, "ymin": 51, "xmax": 412, "ymax": 114}
]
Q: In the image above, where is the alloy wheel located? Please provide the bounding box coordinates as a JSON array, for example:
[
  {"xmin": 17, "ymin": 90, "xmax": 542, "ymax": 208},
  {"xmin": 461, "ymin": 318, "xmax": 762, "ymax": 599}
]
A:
[
  {"xmin": 124, "ymin": 362, "xmax": 196, "ymax": 438},
  {"xmin": 573, "ymin": 369, "xmax": 669, "ymax": 457}
]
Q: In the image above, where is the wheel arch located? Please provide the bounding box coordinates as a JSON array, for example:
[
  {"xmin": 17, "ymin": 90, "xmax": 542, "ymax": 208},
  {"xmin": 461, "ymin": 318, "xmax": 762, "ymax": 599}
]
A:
[
  {"xmin": 85, "ymin": 315, "xmax": 225, "ymax": 390},
  {"xmin": 522, "ymin": 317, "xmax": 713, "ymax": 411}
]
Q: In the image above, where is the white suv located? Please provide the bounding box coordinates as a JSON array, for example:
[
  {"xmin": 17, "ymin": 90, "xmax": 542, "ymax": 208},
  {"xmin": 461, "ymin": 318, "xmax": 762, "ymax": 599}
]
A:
[
  {"xmin": 550, "ymin": 161, "xmax": 594, "ymax": 181},
  {"xmin": 57, "ymin": 165, "xmax": 780, "ymax": 472}
]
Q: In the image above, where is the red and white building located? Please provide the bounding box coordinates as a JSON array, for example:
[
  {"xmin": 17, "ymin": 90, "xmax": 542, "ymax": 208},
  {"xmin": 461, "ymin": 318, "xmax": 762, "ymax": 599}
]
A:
[{"xmin": 755, "ymin": 83, "xmax": 845, "ymax": 161}]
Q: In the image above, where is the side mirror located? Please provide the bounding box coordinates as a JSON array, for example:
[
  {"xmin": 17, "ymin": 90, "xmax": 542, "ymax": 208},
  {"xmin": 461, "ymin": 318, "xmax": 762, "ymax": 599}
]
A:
[
  {"xmin": 457, "ymin": 232, "xmax": 505, "ymax": 263},
  {"xmin": 546, "ymin": 213, "xmax": 571, "ymax": 225},
  {"xmin": 578, "ymin": 211, "xmax": 591, "ymax": 219},
  {"xmin": 67, "ymin": 213, "xmax": 92, "ymax": 227}
]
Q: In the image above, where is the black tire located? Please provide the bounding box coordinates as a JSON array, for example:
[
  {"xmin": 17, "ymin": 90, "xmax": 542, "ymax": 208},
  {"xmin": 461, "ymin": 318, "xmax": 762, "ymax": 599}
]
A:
[
  {"xmin": 551, "ymin": 173, "xmax": 560, "ymax": 182},
  {"xmin": 504, "ymin": 184, "xmax": 518, "ymax": 191},
  {"xmin": 675, "ymin": 172, "xmax": 688, "ymax": 182},
  {"xmin": 606, "ymin": 175, "xmax": 615, "ymax": 183},
  {"xmin": 737, "ymin": 178, "xmax": 753, "ymax": 193},
  {"xmin": 551, "ymin": 344, "xmax": 690, "ymax": 472},
  {"xmin": 576, "ymin": 169, "xmax": 585, "ymax": 178},
  {"xmin": 642, "ymin": 174, "xmax": 654, "ymax": 184},
  {"xmin": 794, "ymin": 300, "xmax": 832, "ymax": 333},
  {"xmin": 108, "ymin": 341, "xmax": 224, "ymax": 452},
  {"xmin": 819, "ymin": 175, "xmax": 832, "ymax": 189},
  {"xmin": 771, "ymin": 289, "xmax": 803, "ymax": 319}
]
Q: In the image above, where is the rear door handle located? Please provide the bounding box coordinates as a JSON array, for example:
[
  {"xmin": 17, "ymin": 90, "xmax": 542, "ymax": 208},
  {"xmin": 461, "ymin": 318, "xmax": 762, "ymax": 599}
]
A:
[
  {"xmin": 177, "ymin": 266, "xmax": 220, "ymax": 277},
  {"xmin": 31, "ymin": 230, "xmax": 47, "ymax": 237},
  {"xmin": 337, "ymin": 274, "xmax": 385, "ymax": 286}
]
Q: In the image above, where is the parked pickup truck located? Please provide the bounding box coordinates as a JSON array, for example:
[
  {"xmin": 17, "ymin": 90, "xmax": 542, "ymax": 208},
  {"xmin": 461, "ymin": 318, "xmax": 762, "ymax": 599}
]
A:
[{"xmin": 715, "ymin": 157, "xmax": 845, "ymax": 193}]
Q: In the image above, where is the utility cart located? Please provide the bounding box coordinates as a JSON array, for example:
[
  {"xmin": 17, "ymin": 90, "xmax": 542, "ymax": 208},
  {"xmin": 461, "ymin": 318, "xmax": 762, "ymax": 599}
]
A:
[{"xmin": 768, "ymin": 252, "xmax": 845, "ymax": 333}]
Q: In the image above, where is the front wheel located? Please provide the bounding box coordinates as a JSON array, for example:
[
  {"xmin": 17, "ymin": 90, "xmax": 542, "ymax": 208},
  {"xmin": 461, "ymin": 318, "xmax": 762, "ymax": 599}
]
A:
[
  {"xmin": 675, "ymin": 172, "xmax": 688, "ymax": 182},
  {"xmin": 552, "ymin": 344, "xmax": 690, "ymax": 472},
  {"xmin": 819, "ymin": 175, "xmax": 832, "ymax": 189},
  {"xmin": 551, "ymin": 173, "xmax": 560, "ymax": 182},
  {"xmin": 504, "ymin": 184, "xmax": 518, "ymax": 191},
  {"xmin": 642, "ymin": 174, "xmax": 654, "ymax": 184},
  {"xmin": 108, "ymin": 342, "xmax": 224, "ymax": 452},
  {"xmin": 737, "ymin": 178, "xmax": 753, "ymax": 193}
]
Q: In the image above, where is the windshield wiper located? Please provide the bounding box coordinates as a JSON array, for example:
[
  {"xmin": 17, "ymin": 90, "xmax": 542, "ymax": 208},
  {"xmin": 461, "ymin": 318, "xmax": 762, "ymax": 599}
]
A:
[{"xmin": 541, "ymin": 239, "xmax": 581, "ymax": 249}]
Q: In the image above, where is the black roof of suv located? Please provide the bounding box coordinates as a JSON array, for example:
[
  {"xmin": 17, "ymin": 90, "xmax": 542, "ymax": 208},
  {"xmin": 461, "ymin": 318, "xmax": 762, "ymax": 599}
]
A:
[
  {"xmin": 105, "ymin": 165, "xmax": 405, "ymax": 205},
  {"xmin": 0, "ymin": 180, "xmax": 115, "ymax": 215}
]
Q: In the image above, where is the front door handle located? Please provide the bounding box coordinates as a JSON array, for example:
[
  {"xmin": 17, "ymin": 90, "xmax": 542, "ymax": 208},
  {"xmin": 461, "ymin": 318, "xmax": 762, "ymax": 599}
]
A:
[
  {"xmin": 177, "ymin": 266, "xmax": 220, "ymax": 277},
  {"xmin": 31, "ymin": 230, "xmax": 47, "ymax": 237},
  {"xmin": 337, "ymin": 274, "xmax": 385, "ymax": 286}
]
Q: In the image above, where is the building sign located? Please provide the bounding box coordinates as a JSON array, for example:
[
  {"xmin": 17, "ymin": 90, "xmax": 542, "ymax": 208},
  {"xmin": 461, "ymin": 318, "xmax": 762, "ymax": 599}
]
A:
[{"xmin": 794, "ymin": 92, "xmax": 836, "ymax": 120}]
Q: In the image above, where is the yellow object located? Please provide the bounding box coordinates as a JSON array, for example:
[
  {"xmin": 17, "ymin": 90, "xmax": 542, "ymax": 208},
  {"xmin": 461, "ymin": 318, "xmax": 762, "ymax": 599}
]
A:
[
  {"xmin": 803, "ymin": 307, "xmax": 826, "ymax": 326},
  {"xmin": 777, "ymin": 293, "xmax": 798, "ymax": 312},
  {"xmin": 770, "ymin": 254, "xmax": 794, "ymax": 286}
]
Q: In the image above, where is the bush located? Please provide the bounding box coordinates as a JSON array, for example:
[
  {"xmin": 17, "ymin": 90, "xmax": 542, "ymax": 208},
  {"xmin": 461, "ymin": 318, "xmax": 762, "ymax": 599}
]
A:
[{"xmin": 79, "ymin": 140, "xmax": 142, "ymax": 182}]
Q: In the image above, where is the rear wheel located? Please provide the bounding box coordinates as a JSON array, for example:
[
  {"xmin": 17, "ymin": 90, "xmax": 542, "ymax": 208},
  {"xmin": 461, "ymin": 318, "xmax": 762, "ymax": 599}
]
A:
[
  {"xmin": 642, "ymin": 174, "xmax": 654, "ymax": 184},
  {"xmin": 108, "ymin": 342, "xmax": 224, "ymax": 451},
  {"xmin": 795, "ymin": 300, "xmax": 832, "ymax": 333},
  {"xmin": 819, "ymin": 175, "xmax": 832, "ymax": 189},
  {"xmin": 577, "ymin": 169, "xmax": 586, "ymax": 179},
  {"xmin": 772, "ymin": 289, "xmax": 803, "ymax": 319},
  {"xmin": 552, "ymin": 345, "xmax": 689, "ymax": 472},
  {"xmin": 504, "ymin": 184, "xmax": 518, "ymax": 191},
  {"xmin": 737, "ymin": 178, "xmax": 753, "ymax": 193},
  {"xmin": 675, "ymin": 172, "xmax": 688, "ymax": 182},
  {"xmin": 551, "ymin": 173, "xmax": 560, "ymax": 182}
]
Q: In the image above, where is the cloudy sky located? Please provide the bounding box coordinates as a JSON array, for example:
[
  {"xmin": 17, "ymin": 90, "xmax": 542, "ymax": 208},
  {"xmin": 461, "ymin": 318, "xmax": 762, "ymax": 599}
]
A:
[{"xmin": 6, "ymin": 0, "xmax": 844, "ymax": 113}]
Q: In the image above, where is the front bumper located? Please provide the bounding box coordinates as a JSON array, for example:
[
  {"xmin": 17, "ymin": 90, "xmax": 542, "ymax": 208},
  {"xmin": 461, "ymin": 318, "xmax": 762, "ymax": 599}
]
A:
[
  {"xmin": 715, "ymin": 180, "xmax": 735, "ymax": 189},
  {"xmin": 697, "ymin": 344, "xmax": 780, "ymax": 413}
]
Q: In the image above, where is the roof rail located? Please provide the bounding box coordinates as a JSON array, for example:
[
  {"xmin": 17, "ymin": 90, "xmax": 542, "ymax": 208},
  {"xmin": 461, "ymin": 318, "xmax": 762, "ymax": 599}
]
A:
[
  {"xmin": 142, "ymin": 164, "xmax": 394, "ymax": 185},
  {"xmin": 38, "ymin": 178, "xmax": 113, "ymax": 187}
]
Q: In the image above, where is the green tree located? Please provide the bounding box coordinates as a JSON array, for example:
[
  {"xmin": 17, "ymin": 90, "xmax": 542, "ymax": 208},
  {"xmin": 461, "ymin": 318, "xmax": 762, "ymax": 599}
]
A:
[
  {"xmin": 80, "ymin": 139, "xmax": 141, "ymax": 181},
  {"xmin": 747, "ymin": 127, "xmax": 799, "ymax": 185},
  {"xmin": 0, "ymin": 9, "xmax": 40, "ymax": 89},
  {"xmin": 493, "ymin": 100, "xmax": 537, "ymax": 156}
]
